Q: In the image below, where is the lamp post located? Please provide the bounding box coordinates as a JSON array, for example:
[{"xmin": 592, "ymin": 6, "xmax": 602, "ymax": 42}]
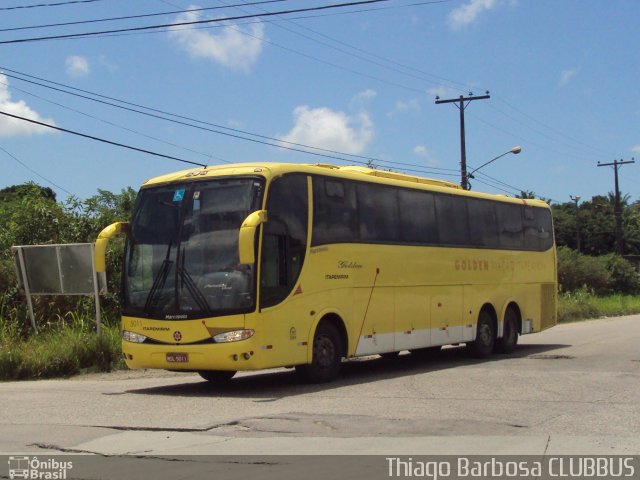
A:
[
  {"xmin": 570, "ymin": 195, "xmax": 581, "ymax": 252},
  {"xmin": 466, "ymin": 146, "xmax": 521, "ymax": 190}
]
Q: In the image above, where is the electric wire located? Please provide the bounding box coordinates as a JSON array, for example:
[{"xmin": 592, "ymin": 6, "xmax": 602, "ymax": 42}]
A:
[
  {"xmin": 0, "ymin": 145, "xmax": 74, "ymax": 196},
  {"xmin": 0, "ymin": 0, "xmax": 106, "ymax": 11},
  {"xmin": 0, "ymin": 0, "xmax": 290, "ymax": 33},
  {"xmin": 0, "ymin": 110, "xmax": 207, "ymax": 167},
  {"xmin": 0, "ymin": 66, "xmax": 461, "ymax": 174},
  {"xmin": 0, "ymin": 0, "xmax": 392, "ymax": 45},
  {"xmin": 3, "ymin": 1, "xmax": 615, "ymax": 167},
  {"xmin": 223, "ymin": 0, "xmax": 612, "ymax": 162},
  {"xmin": 0, "ymin": 78, "xmax": 233, "ymax": 165}
]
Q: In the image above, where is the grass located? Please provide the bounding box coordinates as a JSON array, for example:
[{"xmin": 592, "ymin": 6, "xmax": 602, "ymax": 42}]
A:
[
  {"xmin": 557, "ymin": 290, "xmax": 640, "ymax": 323},
  {"xmin": 0, "ymin": 322, "xmax": 124, "ymax": 381}
]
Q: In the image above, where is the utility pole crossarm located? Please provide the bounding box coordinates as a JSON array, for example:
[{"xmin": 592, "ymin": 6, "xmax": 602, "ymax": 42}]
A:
[
  {"xmin": 435, "ymin": 94, "xmax": 490, "ymax": 105},
  {"xmin": 435, "ymin": 92, "xmax": 490, "ymax": 190}
]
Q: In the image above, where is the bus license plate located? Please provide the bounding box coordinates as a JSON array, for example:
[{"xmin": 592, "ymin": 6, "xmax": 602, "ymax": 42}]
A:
[{"xmin": 166, "ymin": 353, "xmax": 188, "ymax": 363}]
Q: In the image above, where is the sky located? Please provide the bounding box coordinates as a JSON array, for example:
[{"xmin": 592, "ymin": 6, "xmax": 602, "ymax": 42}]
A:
[{"xmin": 0, "ymin": 0, "xmax": 639, "ymax": 206}]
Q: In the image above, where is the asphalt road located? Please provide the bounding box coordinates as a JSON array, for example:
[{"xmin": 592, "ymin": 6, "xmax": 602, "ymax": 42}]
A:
[{"xmin": 1, "ymin": 315, "xmax": 639, "ymax": 457}]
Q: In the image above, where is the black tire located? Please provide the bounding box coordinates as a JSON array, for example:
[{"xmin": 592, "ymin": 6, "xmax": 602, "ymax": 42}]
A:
[
  {"xmin": 495, "ymin": 308, "xmax": 519, "ymax": 354},
  {"xmin": 198, "ymin": 370, "xmax": 236, "ymax": 382},
  {"xmin": 409, "ymin": 346, "xmax": 442, "ymax": 358},
  {"xmin": 296, "ymin": 323, "xmax": 342, "ymax": 383},
  {"xmin": 467, "ymin": 310, "xmax": 495, "ymax": 358},
  {"xmin": 379, "ymin": 351, "xmax": 401, "ymax": 360}
]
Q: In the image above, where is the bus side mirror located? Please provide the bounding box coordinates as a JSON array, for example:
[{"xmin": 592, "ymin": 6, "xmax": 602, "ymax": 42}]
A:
[
  {"xmin": 238, "ymin": 210, "xmax": 267, "ymax": 265},
  {"xmin": 94, "ymin": 222, "xmax": 129, "ymax": 273}
]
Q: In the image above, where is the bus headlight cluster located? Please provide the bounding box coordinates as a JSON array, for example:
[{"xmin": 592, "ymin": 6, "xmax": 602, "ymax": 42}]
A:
[
  {"xmin": 213, "ymin": 329, "xmax": 254, "ymax": 343},
  {"xmin": 122, "ymin": 330, "xmax": 147, "ymax": 343}
]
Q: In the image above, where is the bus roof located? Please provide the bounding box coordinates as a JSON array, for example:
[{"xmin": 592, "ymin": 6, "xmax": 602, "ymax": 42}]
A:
[{"xmin": 141, "ymin": 162, "xmax": 549, "ymax": 208}]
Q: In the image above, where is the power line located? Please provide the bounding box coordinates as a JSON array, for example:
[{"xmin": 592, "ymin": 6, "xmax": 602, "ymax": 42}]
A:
[
  {"xmin": 0, "ymin": 0, "xmax": 392, "ymax": 45},
  {"xmin": 0, "ymin": 110, "xmax": 207, "ymax": 167},
  {"xmin": 0, "ymin": 77, "xmax": 233, "ymax": 165},
  {"xmin": 0, "ymin": 145, "xmax": 74, "ymax": 196},
  {"xmin": 222, "ymin": 0, "xmax": 468, "ymax": 93},
  {"xmin": 0, "ymin": 0, "xmax": 290, "ymax": 33},
  {"xmin": 0, "ymin": 0, "xmax": 106, "ymax": 11},
  {"xmin": 0, "ymin": 66, "xmax": 461, "ymax": 174}
]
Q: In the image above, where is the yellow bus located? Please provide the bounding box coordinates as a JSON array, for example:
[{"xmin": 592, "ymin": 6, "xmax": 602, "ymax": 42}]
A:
[{"xmin": 95, "ymin": 162, "xmax": 557, "ymax": 383}]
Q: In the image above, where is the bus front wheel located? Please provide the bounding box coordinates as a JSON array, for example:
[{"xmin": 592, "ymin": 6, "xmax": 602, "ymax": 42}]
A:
[
  {"xmin": 467, "ymin": 311, "xmax": 495, "ymax": 358},
  {"xmin": 296, "ymin": 323, "xmax": 342, "ymax": 383},
  {"xmin": 198, "ymin": 370, "xmax": 236, "ymax": 382}
]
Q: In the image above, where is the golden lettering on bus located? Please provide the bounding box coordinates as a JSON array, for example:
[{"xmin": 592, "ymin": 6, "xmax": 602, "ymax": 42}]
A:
[{"xmin": 455, "ymin": 259, "xmax": 490, "ymax": 271}]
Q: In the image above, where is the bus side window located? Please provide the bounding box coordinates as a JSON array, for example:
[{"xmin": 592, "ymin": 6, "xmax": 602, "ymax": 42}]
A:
[
  {"xmin": 260, "ymin": 174, "xmax": 308, "ymax": 308},
  {"xmin": 357, "ymin": 183, "xmax": 399, "ymax": 243},
  {"xmin": 398, "ymin": 189, "xmax": 438, "ymax": 245},
  {"xmin": 496, "ymin": 203, "xmax": 524, "ymax": 249},
  {"xmin": 524, "ymin": 206, "xmax": 553, "ymax": 251},
  {"xmin": 435, "ymin": 194, "xmax": 470, "ymax": 246},
  {"xmin": 311, "ymin": 177, "xmax": 358, "ymax": 245},
  {"xmin": 468, "ymin": 199, "xmax": 499, "ymax": 248}
]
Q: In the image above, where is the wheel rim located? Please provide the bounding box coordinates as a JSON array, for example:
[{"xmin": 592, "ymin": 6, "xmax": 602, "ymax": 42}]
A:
[
  {"xmin": 315, "ymin": 335, "xmax": 336, "ymax": 369},
  {"xmin": 479, "ymin": 322, "xmax": 492, "ymax": 346}
]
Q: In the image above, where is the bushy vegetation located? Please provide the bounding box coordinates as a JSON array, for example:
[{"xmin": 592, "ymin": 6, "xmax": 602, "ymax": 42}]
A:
[
  {"xmin": 0, "ymin": 183, "xmax": 134, "ymax": 379},
  {"xmin": 557, "ymin": 246, "xmax": 640, "ymax": 295}
]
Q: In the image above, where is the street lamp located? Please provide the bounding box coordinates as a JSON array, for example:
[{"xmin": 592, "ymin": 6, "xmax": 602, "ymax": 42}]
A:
[{"xmin": 466, "ymin": 146, "xmax": 521, "ymax": 190}]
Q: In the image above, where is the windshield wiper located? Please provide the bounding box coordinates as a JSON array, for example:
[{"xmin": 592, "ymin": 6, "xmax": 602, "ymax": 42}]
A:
[
  {"xmin": 177, "ymin": 265, "xmax": 211, "ymax": 314},
  {"xmin": 143, "ymin": 242, "xmax": 173, "ymax": 314}
]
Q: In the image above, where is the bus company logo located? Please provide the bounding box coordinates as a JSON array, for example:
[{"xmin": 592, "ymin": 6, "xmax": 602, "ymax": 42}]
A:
[
  {"xmin": 337, "ymin": 260, "xmax": 363, "ymax": 269},
  {"xmin": 173, "ymin": 331, "xmax": 183, "ymax": 342},
  {"xmin": 8, "ymin": 456, "xmax": 73, "ymax": 479}
]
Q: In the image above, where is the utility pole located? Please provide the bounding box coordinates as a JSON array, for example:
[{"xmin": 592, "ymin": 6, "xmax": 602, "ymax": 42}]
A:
[
  {"xmin": 569, "ymin": 195, "xmax": 581, "ymax": 252},
  {"xmin": 597, "ymin": 158, "xmax": 635, "ymax": 254},
  {"xmin": 436, "ymin": 92, "xmax": 490, "ymax": 190}
]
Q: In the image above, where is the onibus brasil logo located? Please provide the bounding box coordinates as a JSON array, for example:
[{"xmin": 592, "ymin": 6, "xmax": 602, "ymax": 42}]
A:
[{"xmin": 8, "ymin": 456, "xmax": 73, "ymax": 479}]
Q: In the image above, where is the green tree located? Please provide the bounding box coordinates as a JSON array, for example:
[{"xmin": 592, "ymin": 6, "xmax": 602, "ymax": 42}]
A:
[{"xmin": 0, "ymin": 183, "xmax": 136, "ymax": 334}]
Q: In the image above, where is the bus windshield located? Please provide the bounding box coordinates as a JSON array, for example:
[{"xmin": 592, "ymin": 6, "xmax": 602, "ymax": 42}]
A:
[{"xmin": 123, "ymin": 177, "xmax": 264, "ymax": 320}]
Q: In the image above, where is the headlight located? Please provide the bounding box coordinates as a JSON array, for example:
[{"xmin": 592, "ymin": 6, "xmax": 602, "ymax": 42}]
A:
[
  {"xmin": 213, "ymin": 329, "xmax": 254, "ymax": 343},
  {"xmin": 122, "ymin": 330, "xmax": 147, "ymax": 343}
]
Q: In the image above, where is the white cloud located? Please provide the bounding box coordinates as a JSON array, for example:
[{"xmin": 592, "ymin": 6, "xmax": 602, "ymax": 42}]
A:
[
  {"xmin": 631, "ymin": 145, "xmax": 640, "ymax": 155},
  {"xmin": 428, "ymin": 86, "xmax": 457, "ymax": 99},
  {"xmin": 350, "ymin": 89, "xmax": 377, "ymax": 110},
  {"xmin": 413, "ymin": 145, "xmax": 438, "ymax": 165},
  {"xmin": 65, "ymin": 55, "xmax": 90, "ymax": 77},
  {"xmin": 0, "ymin": 74, "xmax": 55, "ymax": 137},
  {"xmin": 98, "ymin": 55, "xmax": 118, "ymax": 73},
  {"xmin": 414, "ymin": 145, "xmax": 429, "ymax": 157},
  {"xmin": 559, "ymin": 68, "xmax": 578, "ymax": 87},
  {"xmin": 395, "ymin": 98, "xmax": 421, "ymax": 113},
  {"xmin": 449, "ymin": 0, "xmax": 498, "ymax": 29},
  {"xmin": 351, "ymin": 89, "xmax": 377, "ymax": 103},
  {"xmin": 168, "ymin": 6, "xmax": 264, "ymax": 73},
  {"xmin": 279, "ymin": 106, "xmax": 373, "ymax": 154}
]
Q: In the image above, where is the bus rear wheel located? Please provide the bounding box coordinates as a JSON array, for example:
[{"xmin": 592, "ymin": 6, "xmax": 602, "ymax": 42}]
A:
[
  {"xmin": 467, "ymin": 311, "xmax": 495, "ymax": 358},
  {"xmin": 198, "ymin": 370, "xmax": 236, "ymax": 382},
  {"xmin": 296, "ymin": 323, "xmax": 342, "ymax": 383},
  {"xmin": 495, "ymin": 308, "xmax": 519, "ymax": 354}
]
